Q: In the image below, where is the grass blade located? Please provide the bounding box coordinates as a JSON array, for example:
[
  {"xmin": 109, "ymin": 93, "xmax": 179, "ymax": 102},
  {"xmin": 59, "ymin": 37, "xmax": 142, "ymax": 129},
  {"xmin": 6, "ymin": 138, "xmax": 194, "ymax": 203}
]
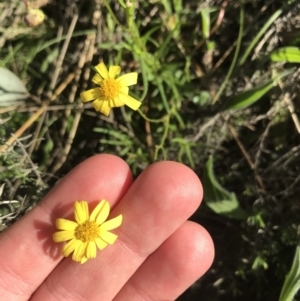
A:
[
  {"xmin": 279, "ymin": 245, "xmax": 300, "ymax": 301},
  {"xmin": 224, "ymin": 69, "xmax": 293, "ymax": 111},
  {"xmin": 239, "ymin": 9, "xmax": 282, "ymax": 65}
]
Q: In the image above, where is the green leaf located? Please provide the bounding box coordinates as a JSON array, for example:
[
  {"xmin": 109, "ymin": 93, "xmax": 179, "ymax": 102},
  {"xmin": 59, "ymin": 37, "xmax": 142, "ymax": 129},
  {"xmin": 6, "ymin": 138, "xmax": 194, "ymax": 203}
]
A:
[
  {"xmin": 203, "ymin": 156, "xmax": 249, "ymax": 219},
  {"xmin": 192, "ymin": 91, "xmax": 211, "ymax": 106},
  {"xmin": 239, "ymin": 9, "xmax": 282, "ymax": 65},
  {"xmin": 200, "ymin": 8, "xmax": 210, "ymax": 39},
  {"xmin": 0, "ymin": 67, "xmax": 28, "ymax": 107},
  {"xmin": 279, "ymin": 245, "xmax": 300, "ymax": 301},
  {"xmin": 252, "ymin": 255, "xmax": 268, "ymax": 270},
  {"xmin": 270, "ymin": 47, "xmax": 300, "ymax": 63},
  {"xmin": 224, "ymin": 69, "xmax": 293, "ymax": 111}
]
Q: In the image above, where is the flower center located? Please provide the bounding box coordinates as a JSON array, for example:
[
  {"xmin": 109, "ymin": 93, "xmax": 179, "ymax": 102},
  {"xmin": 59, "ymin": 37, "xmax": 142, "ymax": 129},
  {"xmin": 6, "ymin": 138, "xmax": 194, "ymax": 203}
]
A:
[
  {"xmin": 100, "ymin": 78, "xmax": 121, "ymax": 100},
  {"xmin": 75, "ymin": 220, "xmax": 99, "ymax": 242}
]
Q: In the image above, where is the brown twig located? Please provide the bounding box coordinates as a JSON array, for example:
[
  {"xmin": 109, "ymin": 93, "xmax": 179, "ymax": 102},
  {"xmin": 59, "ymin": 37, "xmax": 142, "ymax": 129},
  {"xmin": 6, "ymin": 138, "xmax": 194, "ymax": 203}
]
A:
[
  {"xmin": 48, "ymin": 1, "xmax": 103, "ymax": 175},
  {"xmin": 210, "ymin": 0, "xmax": 227, "ymax": 36},
  {"xmin": 284, "ymin": 93, "xmax": 300, "ymax": 133},
  {"xmin": 278, "ymin": 78, "xmax": 300, "ymax": 134},
  {"xmin": 49, "ymin": 16, "xmax": 98, "ymax": 174},
  {"xmin": 48, "ymin": 13, "xmax": 79, "ymax": 98},
  {"xmin": 0, "ymin": 104, "xmax": 47, "ymax": 153},
  {"xmin": 221, "ymin": 113, "xmax": 266, "ymax": 191}
]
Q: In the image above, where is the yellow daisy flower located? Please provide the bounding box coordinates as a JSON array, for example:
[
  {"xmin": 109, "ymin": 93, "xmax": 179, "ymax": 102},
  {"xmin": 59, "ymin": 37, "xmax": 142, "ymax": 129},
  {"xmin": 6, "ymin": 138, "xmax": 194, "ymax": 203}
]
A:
[
  {"xmin": 53, "ymin": 200, "xmax": 122, "ymax": 264},
  {"xmin": 80, "ymin": 62, "xmax": 141, "ymax": 116}
]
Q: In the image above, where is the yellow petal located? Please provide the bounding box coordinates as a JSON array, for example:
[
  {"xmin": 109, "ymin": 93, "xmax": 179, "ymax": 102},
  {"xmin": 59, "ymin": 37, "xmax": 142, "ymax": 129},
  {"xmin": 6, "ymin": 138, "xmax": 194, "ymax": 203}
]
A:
[
  {"xmin": 55, "ymin": 218, "xmax": 78, "ymax": 231},
  {"xmin": 100, "ymin": 231, "xmax": 118, "ymax": 244},
  {"xmin": 118, "ymin": 93, "xmax": 141, "ymax": 110},
  {"xmin": 80, "ymin": 88, "xmax": 102, "ymax": 102},
  {"xmin": 120, "ymin": 86, "xmax": 129, "ymax": 95},
  {"xmin": 99, "ymin": 214, "xmax": 123, "ymax": 231},
  {"xmin": 92, "ymin": 99, "xmax": 111, "ymax": 116},
  {"xmin": 92, "ymin": 74, "xmax": 102, "ymax": 85},
  {"xmin": 90, "ymin": 200, "xmax": 110, "ymax": 224},
  {"xmin": 72, "ymin": 241, "xmax": 87, "ymax": 262},
  {"xmin": 92, "ymin": 99, "xmax": 105, "ymax": 110},
  {"xmin": 62, "ymin": 238, "xmax": 79, "ymax": 257},
  {"xmin": 53, "ymin": 230, "xmax": 74, "ymax": 242},
  {"xmin": 74, "ymin": 201, "xmax": 89, "ymax": 224},
  {"xmin": 86, "ymin": 241, "xmax": 97, "ymax": 258},
  {"xmin": 109, "ymin": 96, "xmax": 124, "ymax": 108},
  {"xmin": 95, "ymin": 62, "xmax": 109, "ymax": 79},
  {"xmin": 117, "ymin": 72, "xmax": 138, "ymax": 86},
  {"xmin": 80, "ymin": 257, "xmax": 88, "ymax": 264},
  {"xmin": 95, "ymin": 237, "xmax": 108, "ymax": 250},
  {"xmin": 108, "ymin": 66, "xmax": 121, "ymax": 79}
]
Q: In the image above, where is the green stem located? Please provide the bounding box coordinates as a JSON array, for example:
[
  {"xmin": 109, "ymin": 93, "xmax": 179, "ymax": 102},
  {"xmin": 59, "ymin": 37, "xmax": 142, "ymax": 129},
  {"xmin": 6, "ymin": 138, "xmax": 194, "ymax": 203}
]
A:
[
  {"xmin": 102, "ymin": 0, "xmax": 122, "ymax": 27},
  {"xmin": 139, "ymin": 58, "xmax": 149, "ymax": 102},
  {"xmin": 157, "ymin": 80, "xmax": 170, "ymax": 112},
  {"xmin": 154, "ymin": 116, "xmax": 170, "ymax": 161},
  {"xmin": 212, "ymin": 7, "xmax": 244, "ymax": 104},
  {"xmin": 137, "ymin": 109, "xmax": 166, "ymax": 123}
]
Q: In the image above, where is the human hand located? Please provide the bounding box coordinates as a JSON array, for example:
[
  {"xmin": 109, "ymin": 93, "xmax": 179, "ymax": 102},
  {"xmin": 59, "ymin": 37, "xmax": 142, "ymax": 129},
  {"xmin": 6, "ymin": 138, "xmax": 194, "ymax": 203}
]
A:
[{"xmin": 0, "ymin": 154, "xmax": 214, "ymax": 301}]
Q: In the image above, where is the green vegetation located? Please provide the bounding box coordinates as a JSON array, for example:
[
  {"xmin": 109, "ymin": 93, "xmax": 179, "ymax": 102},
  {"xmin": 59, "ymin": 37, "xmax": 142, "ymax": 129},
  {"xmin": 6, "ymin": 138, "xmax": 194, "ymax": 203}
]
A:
[{"xmin": 1, "ymin": 0, "xmax": 300, "ymax": 300}]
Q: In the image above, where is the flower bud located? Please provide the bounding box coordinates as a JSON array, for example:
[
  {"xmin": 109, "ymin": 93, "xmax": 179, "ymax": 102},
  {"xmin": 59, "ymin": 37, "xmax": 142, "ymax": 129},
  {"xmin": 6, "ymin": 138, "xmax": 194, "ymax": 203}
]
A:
[{"xmin": 24, "ymin": 8, "xmax": 45, "ymax": 27}]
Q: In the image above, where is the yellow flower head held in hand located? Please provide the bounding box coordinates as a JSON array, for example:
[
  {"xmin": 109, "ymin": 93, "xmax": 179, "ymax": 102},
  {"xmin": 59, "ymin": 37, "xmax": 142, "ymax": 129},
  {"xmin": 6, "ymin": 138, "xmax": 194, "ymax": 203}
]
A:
[
  {"xmin": 53, "ymin": 200, "xmax": 122, "ymax": 264},
  {"xmin": 80, "ymin": 62, "xmax": 141, "ymax": 116}
]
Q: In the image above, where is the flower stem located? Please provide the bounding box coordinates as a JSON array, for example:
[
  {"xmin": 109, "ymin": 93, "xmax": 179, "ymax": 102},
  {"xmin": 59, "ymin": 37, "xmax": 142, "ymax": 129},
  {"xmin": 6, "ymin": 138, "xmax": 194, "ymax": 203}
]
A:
[
  {"xmin": 154, "ymin": 115, "xmax": 170, "ymax": 161},
  {"xmin": 137, "ymin": 109, "xmax": 166, "ymax": 123}
]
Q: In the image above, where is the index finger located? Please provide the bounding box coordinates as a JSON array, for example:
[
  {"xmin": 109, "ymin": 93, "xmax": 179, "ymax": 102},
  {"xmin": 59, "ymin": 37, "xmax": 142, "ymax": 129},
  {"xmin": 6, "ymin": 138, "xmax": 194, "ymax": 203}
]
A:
[{"xmin": 0, "ymin": 154, "xmax": 132, "ymax": 301}]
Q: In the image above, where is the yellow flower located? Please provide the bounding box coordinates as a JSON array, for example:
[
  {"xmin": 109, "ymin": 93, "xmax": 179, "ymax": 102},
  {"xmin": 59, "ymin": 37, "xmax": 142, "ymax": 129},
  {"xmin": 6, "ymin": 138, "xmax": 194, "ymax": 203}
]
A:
[
  {"xmin": 80, "ymin": 62, "xmax": 141, "ymax": 116},
  {"xmin": 24, "ymin": 7, "xmax": 45, "ymax": 27},
  {"xmin": 53, "ymin": 200, "xmax": 122, "ymax": 264}
]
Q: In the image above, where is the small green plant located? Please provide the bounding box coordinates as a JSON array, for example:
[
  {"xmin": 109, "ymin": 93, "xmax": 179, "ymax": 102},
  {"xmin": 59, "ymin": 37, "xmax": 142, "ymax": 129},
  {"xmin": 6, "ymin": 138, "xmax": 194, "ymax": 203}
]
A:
[{"xmin": 279, "ymin": 245, "xmax": 300, "ymax": 301}]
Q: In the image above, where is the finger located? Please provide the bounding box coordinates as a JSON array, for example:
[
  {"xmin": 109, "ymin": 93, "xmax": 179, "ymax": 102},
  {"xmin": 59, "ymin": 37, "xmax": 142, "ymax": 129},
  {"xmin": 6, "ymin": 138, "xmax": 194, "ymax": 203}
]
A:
[
  {"xmin": 0, "ymin": 155, "xmax": 132, "ymax": 301},
  {"xmin": 114, "ymin": 221, "xmax": 214, "ymax": 301},
  {"xmin": 32, "ymin": 161, "xmax": 203, "ymax": 301}
]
